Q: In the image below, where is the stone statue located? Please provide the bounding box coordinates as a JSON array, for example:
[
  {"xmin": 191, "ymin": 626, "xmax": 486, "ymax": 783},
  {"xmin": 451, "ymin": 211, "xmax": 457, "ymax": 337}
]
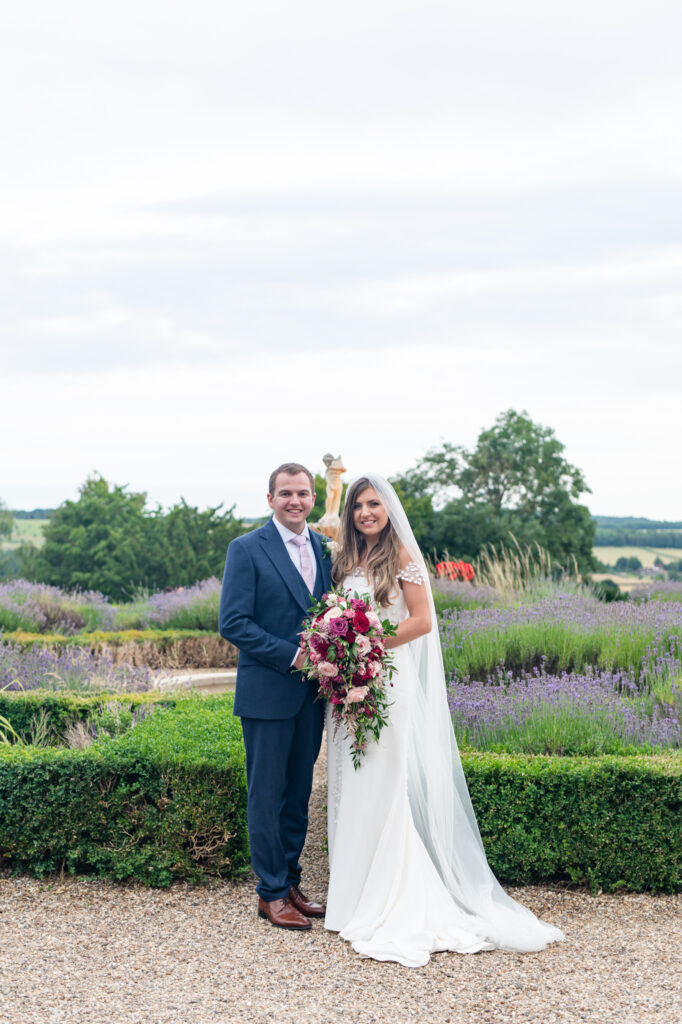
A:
[{"xmin": 312, "ymin": 453, "xmax": 346, "ymax": 541}]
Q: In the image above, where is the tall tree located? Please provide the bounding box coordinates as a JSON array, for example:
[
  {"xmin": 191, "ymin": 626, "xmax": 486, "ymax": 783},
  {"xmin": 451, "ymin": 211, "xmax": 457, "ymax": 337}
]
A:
[
  {"xmin": 28, "ymin": 475, "xmax": 247, "ymax": 599},
  {"xmin": 150, "ymin": 499, "xmax": 246, "ymax": 589},
  {"xmin": 30, "ymin": 476, "xmax": 152, "ymax": 600},
  {"xmin": 393, "ymin": 410, "xmax": 596, "ymax": 573}
]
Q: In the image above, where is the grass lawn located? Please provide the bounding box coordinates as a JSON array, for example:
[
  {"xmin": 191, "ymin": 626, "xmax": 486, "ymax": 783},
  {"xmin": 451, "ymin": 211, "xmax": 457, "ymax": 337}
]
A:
[
  {"xmin": 1, "ymin": 519, "xmax": 49, "ymax": 551},
  {"xmin": 594, "ymin": 545, "xmax": 682, "ymax": 567}
]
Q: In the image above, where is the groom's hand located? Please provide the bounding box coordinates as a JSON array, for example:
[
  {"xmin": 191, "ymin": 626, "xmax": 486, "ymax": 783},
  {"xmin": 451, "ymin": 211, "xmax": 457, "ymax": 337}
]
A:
[{"xmin": 293, "ymin": 649, "xmax": 306, "ymax": 671}]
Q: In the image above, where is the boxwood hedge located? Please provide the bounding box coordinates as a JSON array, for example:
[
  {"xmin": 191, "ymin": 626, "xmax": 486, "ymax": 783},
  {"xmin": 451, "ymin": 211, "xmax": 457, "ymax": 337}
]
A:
[
  {"xmin": 0, "ymin": 692, "xmax": 679, "ymax": 891},
  {"xmin": 0, "ymin": 693, "xmax": 248, "ymax": 886},
  {"xmin": 464, "ymin": 751, "xmax": 681, "ymax": 893}
]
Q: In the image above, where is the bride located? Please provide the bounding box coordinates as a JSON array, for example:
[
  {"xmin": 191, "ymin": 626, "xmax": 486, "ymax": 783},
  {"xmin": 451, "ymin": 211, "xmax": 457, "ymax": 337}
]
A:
[{"xmin": 324, "ymin": 473, "xmax": 564, "ymax": 968}]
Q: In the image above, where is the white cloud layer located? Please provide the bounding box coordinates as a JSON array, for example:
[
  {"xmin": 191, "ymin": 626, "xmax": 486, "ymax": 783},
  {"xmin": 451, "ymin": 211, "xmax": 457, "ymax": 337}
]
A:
[{"xmin": 1, "ymin": 0, "xmax": 681, "ymax": 519}]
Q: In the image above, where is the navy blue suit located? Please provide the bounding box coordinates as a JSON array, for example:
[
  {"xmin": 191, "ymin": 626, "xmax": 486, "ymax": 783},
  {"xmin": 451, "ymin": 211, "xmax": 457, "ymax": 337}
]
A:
[{"xmin": 219, "ymin": 517, "xmax": 332, "ymax": 901}]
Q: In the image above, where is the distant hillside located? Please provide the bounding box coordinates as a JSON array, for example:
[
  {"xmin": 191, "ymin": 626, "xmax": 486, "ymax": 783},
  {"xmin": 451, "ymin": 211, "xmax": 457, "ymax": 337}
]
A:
[
  {"xmin": 13, "ymin": 508, "xmax": 55, "ymax": 519},
  {"xmin": 593, "ymin": 515, "xmax": 682, "ymax": 530},
  {"xmin": 593, "ymin": 515, "xmax": 682, "ymax": 548}
]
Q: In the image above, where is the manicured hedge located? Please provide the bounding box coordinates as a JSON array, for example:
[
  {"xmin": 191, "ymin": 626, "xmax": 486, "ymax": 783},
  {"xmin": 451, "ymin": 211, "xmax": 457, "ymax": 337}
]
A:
[
  {"xmin": 1, "ymin": 692, "xmax": 679, "ymax": 892},
  {"xmin": 463, "ymin": 751, "xmax": 682, "ymax": 893},
  {"xmin": 4, "ymin": 629, "xmax": 238, "ymax": 668},
  {"xmin": 0, "ymin": 694, "xmax": 248, "ymax": 886},
  {"xmin": 0, "ymin": 690, "xmax": 170, "ymax": 739}
]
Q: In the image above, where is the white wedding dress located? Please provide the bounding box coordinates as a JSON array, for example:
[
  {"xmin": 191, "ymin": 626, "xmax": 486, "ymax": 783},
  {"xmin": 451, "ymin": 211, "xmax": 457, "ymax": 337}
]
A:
[{"xmin": 324, "ymin": 565, "xmax": 564, "ymax": 968}]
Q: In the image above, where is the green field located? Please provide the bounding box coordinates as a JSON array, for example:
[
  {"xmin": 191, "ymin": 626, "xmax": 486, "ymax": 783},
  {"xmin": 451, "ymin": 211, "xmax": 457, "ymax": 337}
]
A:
[
  {"xmin": 1, "ymin": 518, "xmax": 49, "ymax": 550},
  {"xmin": 594, "ymin": 546, "xmax": 682, "ymax": 568}
]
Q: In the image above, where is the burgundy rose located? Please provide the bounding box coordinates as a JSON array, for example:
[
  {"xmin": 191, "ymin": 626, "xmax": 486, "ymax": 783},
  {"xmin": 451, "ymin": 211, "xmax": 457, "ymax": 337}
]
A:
[
  {"xmin": 311, "ymin": 636, "xmax": 329, "ymax": 655},
  {"xmin": 353, "ymin": 610, "xmax": 370, "ymax": 632}
]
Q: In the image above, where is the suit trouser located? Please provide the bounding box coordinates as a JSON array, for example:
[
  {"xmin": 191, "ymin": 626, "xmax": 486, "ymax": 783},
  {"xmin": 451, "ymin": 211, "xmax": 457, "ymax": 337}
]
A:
[{"xmin": 240, "ymin": 690, "xmax": 325, "ymax": 902}]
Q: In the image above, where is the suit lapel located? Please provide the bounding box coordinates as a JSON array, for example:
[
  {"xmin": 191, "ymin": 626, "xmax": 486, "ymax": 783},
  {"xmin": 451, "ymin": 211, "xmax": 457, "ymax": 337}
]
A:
[
  {"xmin": 309, "ymin": 529, "xmax": 330, "ymax": 598},
  {"xmin": 259, "ymin": 518, "xmax": 312, "ymax": 613}
]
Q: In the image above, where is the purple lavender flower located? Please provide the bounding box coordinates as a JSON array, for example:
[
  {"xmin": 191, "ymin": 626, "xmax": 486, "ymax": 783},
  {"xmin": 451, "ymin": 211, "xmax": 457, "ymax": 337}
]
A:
[
  {"xmin": 0, "ymin": 641, "xmax": 156, "ymax": 693},
  {"xmin": 0, "ymin": 580, "xmax": 115, "ymax": 634},
  {"xmin": 447, "ymin": 665, "xmax": 681, "ymax": 752}
]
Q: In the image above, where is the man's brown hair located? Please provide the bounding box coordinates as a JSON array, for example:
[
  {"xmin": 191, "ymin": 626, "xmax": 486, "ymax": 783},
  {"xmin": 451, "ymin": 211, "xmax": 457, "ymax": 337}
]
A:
[{"xmin": 268, "ymin": 463, "xmax": 315, "ymax": 495}]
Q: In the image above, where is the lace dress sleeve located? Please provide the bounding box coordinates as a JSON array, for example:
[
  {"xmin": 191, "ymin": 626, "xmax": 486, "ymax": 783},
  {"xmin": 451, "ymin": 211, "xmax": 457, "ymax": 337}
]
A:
[{"xmin": 396, "ymin": 561, "xmax": 426, "ymax": 585}]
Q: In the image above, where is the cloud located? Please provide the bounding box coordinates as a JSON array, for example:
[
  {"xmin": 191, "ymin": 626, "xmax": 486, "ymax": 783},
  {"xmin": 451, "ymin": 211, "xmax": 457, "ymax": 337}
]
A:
[{"xmin": 1, "ymin": 1, "xmax": 681, "ymax": 517}]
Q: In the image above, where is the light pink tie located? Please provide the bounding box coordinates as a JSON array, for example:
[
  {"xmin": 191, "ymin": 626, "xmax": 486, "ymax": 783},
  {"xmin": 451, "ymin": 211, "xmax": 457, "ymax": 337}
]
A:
[{"xmin": 292, "ymin": 535, "xmax": 315, "ymax": 593}]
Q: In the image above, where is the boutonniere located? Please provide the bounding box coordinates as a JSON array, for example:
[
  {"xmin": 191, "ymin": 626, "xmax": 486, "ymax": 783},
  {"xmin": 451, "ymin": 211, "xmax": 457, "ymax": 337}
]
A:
[{"xmin": 316, "ymin": 532, "xmax": 338, "ymax": 561}]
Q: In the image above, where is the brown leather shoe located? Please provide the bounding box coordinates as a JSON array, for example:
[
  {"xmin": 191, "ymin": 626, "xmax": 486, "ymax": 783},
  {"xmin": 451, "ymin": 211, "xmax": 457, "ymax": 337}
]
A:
[
  {"xmin": 257, "ymin": 897, "xmax": 312, "ymax": 930},
  {"xmin": 288, "ymin": 885, "xmax": 326, "ymax": 918}
]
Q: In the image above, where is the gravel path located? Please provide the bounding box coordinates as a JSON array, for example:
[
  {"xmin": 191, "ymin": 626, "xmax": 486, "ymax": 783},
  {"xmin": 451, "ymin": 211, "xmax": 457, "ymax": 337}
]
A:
[{"xmin": 1, "ymin": 747, "xmax": 680, "ymax": 1024}]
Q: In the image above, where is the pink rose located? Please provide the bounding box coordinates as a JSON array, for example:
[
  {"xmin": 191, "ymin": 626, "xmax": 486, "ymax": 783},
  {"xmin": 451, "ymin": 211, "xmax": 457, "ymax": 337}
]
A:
[
  {"xmin": 345, "ymin": 685, "xmax": 369, "ymax": 704},
  {"xmin": 354, "ymin": 635, "xmax": 371, "ymax": 655},
  {"xmin": 368, "ymin": 660, "xmax": 382, "ymax": 678},
  {"xmin": 329, "ymin": 616, "xmax": 348, "ymax": 636},
  {"xmin": 318, "ymin": 661, "xmax": 337, "ymax": 677},
  {"xmin": 323, "ymin": 606, "xmax": 343, "ymax": 621},
  {"xmin": 366, "ymin": 611, "xmax": 381, "ymax": 628}
]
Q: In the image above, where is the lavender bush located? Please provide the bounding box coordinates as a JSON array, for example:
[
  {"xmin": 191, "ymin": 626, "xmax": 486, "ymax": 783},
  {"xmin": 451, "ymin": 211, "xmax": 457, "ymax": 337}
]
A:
[
  {"xmin": 0, "ymin": 577, "xmax": 222, "ymax": 634},
  {"xmin": 448, "ymin": 666, "xmax": 682, "ymax": 754},
  {"xmin": 114, "ymin": 578, "xmax": 221, "ymax": 631},
  {"xmin": 439, "ymin": 592, "xmax": 682, "ymax": 686},
  {"xmin": 630, "ymin": 581, "xmax": 682, "ymax": 603},
  {"xmin": 0, "ymin": 641, "xmax": 156, "ymax": 693},
  {"xmin": 431, "ymin": 578, "xmax": 499, "ymax": 613},
  {"xmin": 0, "ymin": 580, "xmax": 115, "ymax": 634}
]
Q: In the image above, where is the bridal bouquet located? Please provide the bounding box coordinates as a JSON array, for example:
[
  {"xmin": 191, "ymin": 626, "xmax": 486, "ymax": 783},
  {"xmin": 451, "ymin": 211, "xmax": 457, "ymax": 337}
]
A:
[{"xmin": 299, "ymin": 589, "xmax": 397, "ymax": 769}]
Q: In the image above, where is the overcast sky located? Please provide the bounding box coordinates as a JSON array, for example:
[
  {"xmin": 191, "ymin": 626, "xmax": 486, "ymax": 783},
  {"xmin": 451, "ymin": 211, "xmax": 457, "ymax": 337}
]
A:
[{"xmin": 1, "ymin": 1, "xmax": 681, "ymax": 519}]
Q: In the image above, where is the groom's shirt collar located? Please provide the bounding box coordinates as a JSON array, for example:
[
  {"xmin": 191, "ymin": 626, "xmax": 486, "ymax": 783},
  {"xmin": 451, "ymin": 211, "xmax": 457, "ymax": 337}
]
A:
[
  {"xmin": 271, "ymin": 516, "xmax": 312, "ymax": 546},
  {"xmin": 271, "ymin": 516, "xmax": 317, "ymax": 588}
]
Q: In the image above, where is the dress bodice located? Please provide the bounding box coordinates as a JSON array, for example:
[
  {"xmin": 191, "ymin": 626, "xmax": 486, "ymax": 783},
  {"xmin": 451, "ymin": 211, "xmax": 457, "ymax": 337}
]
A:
[{"xmin": 342, "ymin": 565, "xmax": 421, "ymax": 627}]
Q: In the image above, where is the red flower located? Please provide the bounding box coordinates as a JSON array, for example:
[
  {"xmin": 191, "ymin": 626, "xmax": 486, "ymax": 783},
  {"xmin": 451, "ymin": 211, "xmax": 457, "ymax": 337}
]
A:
[
  {"xmin": 353, "ymin": 610, "xmax": 370, "ymax": 632},
  {"xmin": 435, "ymin": 559, "xmax": 475, "ymax": 582}
]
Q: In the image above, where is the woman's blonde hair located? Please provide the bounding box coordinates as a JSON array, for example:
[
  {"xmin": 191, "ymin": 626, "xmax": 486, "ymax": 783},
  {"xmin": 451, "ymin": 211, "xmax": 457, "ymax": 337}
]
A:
[{"xmin": 332, "ymin": 477, "xmax": 401, "ymax": 607}]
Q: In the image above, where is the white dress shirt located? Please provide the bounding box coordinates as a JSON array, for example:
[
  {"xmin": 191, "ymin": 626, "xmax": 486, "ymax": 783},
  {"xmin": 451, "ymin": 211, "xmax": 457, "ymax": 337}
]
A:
[
  {"xmin": 271, "ymin": 516, "xmax": 317, "ymax": 667},
  {"xmin": 271, "ymin": 516, "xmax": 318, "ymax": 590}
]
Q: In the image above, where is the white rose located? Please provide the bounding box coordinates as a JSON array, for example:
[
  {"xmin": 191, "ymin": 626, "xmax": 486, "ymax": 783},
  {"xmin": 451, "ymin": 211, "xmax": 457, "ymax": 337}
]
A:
[{"xmin": 323, "ymin": 606, "xmax": 343, "ymax": 621}]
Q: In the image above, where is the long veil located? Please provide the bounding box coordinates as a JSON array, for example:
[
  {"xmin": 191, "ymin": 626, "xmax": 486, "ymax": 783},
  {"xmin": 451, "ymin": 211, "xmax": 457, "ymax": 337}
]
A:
[{"xmin": 363, "ymin": 473, "xmax": 564, "ymax": 951}]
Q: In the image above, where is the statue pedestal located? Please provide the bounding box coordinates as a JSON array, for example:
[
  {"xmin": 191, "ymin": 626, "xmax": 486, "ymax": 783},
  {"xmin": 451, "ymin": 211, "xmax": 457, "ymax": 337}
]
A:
[{"xmin": 311, "ymin": 514, "xmax": 340, "ymax": 541}]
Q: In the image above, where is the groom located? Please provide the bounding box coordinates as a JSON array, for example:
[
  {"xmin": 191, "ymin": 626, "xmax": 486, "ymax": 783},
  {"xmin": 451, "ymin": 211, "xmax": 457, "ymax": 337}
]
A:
[{"xmin": 219, "ymin": 463, "xmax": 331, "ymax": 929}]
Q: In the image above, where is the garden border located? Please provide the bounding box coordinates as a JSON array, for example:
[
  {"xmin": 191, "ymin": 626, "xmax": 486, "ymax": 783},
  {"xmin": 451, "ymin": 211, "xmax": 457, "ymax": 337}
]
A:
[
  {"xmin": 0, "ymin": 692, "xmax": 680, "ymax": 892},
  {"xmin": 2, "ymin": 629, "xmax": 238, "ymax": 668}
]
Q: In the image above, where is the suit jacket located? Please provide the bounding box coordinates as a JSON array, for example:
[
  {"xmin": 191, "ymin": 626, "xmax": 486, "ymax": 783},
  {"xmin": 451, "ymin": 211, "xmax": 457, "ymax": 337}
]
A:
[{"xmin": 218, "ymin": 516, "xmax": 332, "ymax": 719}]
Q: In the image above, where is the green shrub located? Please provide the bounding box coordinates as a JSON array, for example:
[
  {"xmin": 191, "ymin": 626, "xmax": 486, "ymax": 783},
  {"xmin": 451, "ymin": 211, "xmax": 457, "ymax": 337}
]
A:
[
  {"xmin": 0, "ymin": 694, "xmax": 248, "ymax": 886},
  {"xmin": 2, "ymin": 691, "xmax": 679, "ymax": 892},
  {"xmin": 463, "ymin": 751, "xmax": 681, "ymax": 893},
  {"xmin": 0, "ymin": 690, "xmax": 170, "ymax": 740}
]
